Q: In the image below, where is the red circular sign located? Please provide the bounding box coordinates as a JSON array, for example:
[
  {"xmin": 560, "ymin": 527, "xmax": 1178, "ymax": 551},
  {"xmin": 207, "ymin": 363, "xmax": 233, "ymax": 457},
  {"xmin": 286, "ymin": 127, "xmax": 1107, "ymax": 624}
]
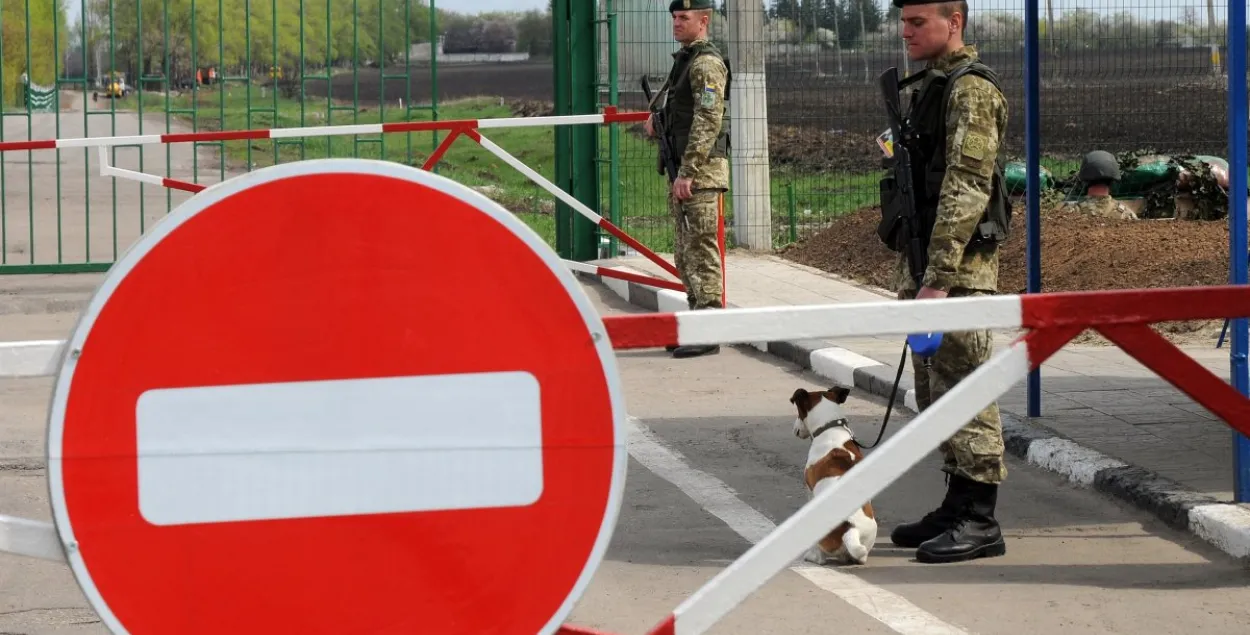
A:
[{"xmin": 46, "ymin": 159, "xmax": 627, "ymax": 635}]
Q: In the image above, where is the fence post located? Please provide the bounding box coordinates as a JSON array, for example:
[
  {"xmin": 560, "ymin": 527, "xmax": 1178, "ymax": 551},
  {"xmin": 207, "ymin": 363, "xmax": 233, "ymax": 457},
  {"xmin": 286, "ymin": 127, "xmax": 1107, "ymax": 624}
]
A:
[
  {"xmin": 553, "ymin": 0, "xmax": 600, "ymax": 262},
  {"xmin": 1025, "ymin": 0, "xmax": 1044, "ymax": 419},
  {"xmin": 727, "ymin": 0, "xmax": 772, "ymax": 250},
  {"xmin": 606, "ymin": 0, "xmax": 621, "ymax": 259},
  {"xmin": 1226, "ymin": 0, "xmax": 1250, "ymax": 503}
]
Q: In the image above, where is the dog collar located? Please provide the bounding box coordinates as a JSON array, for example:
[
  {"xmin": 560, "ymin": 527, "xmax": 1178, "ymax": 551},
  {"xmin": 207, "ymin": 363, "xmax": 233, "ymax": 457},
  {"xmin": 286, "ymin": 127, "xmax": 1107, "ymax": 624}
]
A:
[{"xmin": 810, "ymin": 418, "xmax": 850, "ymax": 439}]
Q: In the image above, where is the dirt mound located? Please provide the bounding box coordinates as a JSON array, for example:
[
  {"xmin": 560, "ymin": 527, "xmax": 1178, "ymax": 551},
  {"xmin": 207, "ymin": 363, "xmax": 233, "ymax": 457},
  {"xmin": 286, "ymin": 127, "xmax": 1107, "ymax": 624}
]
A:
[
  {"xmin": 779, "ymin": 205, "xmax": 1233, "ymax": 343},
  {"xmin": 769, "ymin": 125, "xmax": 883, "ymax": 173},
  {"xmin": 507, "ymin": 98, "xmax": 555, "ymax": 118}
]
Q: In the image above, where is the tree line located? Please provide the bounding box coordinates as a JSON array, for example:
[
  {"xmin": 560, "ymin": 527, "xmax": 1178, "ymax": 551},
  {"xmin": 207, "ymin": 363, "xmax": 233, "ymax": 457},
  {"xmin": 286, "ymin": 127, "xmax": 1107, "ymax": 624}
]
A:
[
  {"xmin": 768, "ymin": 1, "xmax": 1239, "ymax": 52},
  {"xmin": 2, "ymin": 1, "xmax": 71, "ymax": 108},
  {"xmin": 3, "ymin": 0, "xmax": 554, "ymax": 105}
]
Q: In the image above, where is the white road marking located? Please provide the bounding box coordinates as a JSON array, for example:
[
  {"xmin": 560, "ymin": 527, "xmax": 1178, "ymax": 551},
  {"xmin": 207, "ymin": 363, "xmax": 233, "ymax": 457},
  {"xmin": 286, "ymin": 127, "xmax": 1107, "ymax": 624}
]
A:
[{"xmin": 626, "ymin": 416, "xmax": 972, "ymax": 635}]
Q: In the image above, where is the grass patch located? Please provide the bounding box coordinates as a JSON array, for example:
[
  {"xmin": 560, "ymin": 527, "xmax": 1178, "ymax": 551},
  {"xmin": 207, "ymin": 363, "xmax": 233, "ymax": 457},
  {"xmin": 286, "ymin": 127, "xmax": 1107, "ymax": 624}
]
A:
[{"xmin": 112, "ymin": 85, "xmax": 889, "ymax": 253}]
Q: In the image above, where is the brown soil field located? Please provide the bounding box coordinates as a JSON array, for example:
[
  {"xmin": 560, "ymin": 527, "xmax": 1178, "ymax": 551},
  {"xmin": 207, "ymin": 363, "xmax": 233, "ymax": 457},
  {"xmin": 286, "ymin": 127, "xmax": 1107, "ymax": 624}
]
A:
[
  {"xmin": 299, "ymin": 47, "xmax": 1235, "ymax": 166},
  {"xmin": 779, "ymin": 203, "xmax": 1237, "ymax": 345}
]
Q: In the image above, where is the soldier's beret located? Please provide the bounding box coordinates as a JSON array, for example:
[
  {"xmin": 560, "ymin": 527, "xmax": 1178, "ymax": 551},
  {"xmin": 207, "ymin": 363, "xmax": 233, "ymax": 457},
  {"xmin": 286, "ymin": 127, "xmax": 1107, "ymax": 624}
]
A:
[{"xmin": 670, "ymin": 0, "xmax": 716, "ymax": 11}]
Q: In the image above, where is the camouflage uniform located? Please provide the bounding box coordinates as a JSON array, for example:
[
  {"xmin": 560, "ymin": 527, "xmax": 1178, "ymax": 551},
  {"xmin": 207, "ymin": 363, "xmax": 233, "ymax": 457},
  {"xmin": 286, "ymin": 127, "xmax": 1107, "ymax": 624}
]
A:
[
  {"xmin": 893, "ymin": 45, "xmax": 1009, "ymax": 487},
  {"xmin": 887, "ymin": 41, "xmax": 1011, "ymax": 565},
  {"xmin": 664, "ymin": 37, "xmax": 730, "ymax": 312},
  {"xmin": 1067, "ymin": 195, "xmax": 1138, "ymax": 220}
]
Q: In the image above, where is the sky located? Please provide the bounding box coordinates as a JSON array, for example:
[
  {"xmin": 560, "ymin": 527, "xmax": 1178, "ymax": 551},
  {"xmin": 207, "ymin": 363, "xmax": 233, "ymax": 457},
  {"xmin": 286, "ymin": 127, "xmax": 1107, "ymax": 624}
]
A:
[{"xmin": 63, "ymin": 0, "xmax": 1226, "ymax": 28}]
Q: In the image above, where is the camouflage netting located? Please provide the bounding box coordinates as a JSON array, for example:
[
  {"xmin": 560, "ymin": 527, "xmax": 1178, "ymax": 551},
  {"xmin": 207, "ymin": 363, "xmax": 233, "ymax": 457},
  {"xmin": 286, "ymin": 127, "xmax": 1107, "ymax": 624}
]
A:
[{"xmin": 1038, "ymin": 150, "xmax": 1237, "ymax": 221}]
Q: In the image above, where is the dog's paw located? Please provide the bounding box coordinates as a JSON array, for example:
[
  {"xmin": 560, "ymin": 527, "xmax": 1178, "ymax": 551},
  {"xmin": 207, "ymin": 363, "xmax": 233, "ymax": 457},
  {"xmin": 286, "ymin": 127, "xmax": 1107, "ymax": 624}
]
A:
[{"xmin": 802, "ymin": 548, "xmax": 828, "ymax": 566}]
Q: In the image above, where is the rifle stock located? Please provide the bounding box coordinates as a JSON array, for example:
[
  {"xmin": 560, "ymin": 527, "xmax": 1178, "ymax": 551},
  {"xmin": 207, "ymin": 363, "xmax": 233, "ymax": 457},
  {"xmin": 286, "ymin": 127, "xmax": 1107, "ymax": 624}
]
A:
[
  {"xmin": 642, "ymin": 76, "xmax": 681, "ymax": 183},
  {"xmin": 879, "ymin": 67, "xmax": 944, "ymax": 357}
]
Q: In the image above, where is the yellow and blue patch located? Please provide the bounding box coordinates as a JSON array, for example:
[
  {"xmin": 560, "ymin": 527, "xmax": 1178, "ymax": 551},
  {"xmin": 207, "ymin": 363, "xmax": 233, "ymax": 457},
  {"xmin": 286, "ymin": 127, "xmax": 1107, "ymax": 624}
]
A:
[{"xmin": 700, "ymin": 86, "xmax": 717, "ymax": 108}]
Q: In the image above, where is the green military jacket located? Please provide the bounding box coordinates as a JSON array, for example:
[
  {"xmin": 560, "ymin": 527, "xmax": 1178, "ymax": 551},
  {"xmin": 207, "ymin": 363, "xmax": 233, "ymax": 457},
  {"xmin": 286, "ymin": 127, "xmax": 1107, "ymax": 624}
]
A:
[
  {"xmin": 895, "ymin": 45, "xmax": 1009, "ymax": 294},
  {"xmin": 662, "ymin": 38, "xmax": 731, "ymax": 191}
]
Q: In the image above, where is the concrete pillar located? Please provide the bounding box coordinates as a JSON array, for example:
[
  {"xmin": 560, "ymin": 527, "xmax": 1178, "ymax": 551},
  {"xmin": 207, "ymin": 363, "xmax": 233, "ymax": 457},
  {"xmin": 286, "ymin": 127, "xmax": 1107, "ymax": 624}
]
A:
[{"xmin": 727, "ymin": 0, "xmax": 772, "ymax": 250}]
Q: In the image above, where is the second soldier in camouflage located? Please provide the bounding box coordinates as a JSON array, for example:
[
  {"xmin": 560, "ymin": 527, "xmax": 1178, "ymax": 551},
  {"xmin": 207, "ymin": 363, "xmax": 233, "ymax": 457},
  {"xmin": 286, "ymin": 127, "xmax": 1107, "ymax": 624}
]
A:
[{"xmin": 648, "ymin": 0, "xmax": 731, "ymax": 359}]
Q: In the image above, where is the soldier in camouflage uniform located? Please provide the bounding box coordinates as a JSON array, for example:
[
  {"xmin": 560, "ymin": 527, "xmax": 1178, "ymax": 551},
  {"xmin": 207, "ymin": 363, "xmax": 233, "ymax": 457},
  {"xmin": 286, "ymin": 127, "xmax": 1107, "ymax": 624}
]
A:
[
  {"xmin": 1069, "ymin": 196, "xmax": 1138, "ymax": 220},
  {"xmin": 887, "ymin": 0, "xmax": 1010, "ymax": 564},
  {"xmin": 1064, "ymin": 150, "xmax": 1138, "ymax": 220},
  {"xmin": 645, "ymin": 0, "xmax": 730, "ymax": 359}
]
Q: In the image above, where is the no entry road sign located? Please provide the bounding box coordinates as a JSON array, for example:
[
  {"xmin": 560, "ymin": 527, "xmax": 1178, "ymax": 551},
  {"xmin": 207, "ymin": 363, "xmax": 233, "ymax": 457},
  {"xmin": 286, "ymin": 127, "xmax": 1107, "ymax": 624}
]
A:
[{"xmin": 45, "ymin": 159, "xmax": 628, "ymax": 634}]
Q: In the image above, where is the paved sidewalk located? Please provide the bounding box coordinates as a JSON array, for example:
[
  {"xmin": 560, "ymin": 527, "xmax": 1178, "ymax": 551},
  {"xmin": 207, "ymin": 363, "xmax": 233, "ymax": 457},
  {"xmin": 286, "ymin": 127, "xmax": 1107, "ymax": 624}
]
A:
[{"xmin": 595, "ymin": 251, "xmax": 1242, "ymax": 504}]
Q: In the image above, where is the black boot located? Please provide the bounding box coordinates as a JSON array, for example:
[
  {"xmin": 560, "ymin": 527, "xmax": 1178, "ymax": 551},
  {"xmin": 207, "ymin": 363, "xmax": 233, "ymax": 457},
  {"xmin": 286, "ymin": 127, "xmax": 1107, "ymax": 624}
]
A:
[
  {"xmin": 672, "ymin": 344, "xmax": 720, "ymax": 358},
  {"xmin": 671, "ymin": 304, "xmax": 720, "ymax": 358},
  {"xmin": 889, "ymin": 474, "xmax": 967, "ymax": 548},
  {"xmin": 915, "ymin": 478, "xmax": 1006, "ymax": 564}
]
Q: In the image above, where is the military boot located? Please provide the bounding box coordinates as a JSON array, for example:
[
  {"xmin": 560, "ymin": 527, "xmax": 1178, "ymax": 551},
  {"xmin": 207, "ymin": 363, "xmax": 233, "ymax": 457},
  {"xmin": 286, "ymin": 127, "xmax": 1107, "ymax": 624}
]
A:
[
  {"xmin": 915, "ymin": 478, "xmax": 1006, "ymax": 564},
  {"xmin": 889, "ymin": 474, "xmax": 967, "ymax": 548},
  {"xmin": 672, "ymin": 304, "xmax": 721, "ymax": 358},
  {"xmin": 672, "ymin": 344, "xmax": 720, "ymax": 358}
]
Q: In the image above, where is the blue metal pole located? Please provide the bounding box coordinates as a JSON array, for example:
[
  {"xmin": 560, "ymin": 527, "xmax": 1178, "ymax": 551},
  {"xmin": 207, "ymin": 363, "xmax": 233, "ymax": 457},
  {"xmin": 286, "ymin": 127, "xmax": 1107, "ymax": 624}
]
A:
[
  {"xmin": 1227, "ymin": 0, "xmax": 1250, "ymax": 503},
  {"xmin": 1024, "ymin": 0, "xmax": 1042, "ymax": 418}
]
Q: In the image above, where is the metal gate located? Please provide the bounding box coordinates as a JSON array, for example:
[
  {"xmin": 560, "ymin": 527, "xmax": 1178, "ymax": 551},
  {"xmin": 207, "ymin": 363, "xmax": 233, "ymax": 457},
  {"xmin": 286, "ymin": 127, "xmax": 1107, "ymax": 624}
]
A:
[{"xmin": 0, "ymin": 0, "xmax": 440, "ymax": 274}]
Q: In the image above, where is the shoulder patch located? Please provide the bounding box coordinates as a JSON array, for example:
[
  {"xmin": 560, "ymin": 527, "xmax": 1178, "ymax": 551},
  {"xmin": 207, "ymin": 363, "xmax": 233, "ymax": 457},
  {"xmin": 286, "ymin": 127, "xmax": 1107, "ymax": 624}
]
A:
[
  {"xmin": 962, "ymin": 132, "xmax": 989, "ymax": 161},
  {"xmin": 700, "ymin": 89, "xmax": 716, "ymax": 108}
]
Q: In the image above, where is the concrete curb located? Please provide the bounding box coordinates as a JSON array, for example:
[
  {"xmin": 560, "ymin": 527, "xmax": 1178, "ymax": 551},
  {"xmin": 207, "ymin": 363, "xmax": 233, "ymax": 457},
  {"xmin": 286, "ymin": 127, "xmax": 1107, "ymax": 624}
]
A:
[{"xmin": 575, "ymin": 265, "xmax": 1250, "ymax": 562}]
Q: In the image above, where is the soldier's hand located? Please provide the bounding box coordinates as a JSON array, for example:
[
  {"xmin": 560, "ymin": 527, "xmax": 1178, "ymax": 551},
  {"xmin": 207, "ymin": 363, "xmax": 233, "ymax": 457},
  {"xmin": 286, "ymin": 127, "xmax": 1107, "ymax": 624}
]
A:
[
  {"xmin": 673, "ymin": 177, "xmax": 694, "ymax": 200},
  {"xmin": 915, "ymin": 286, "xmax": 948, "ymax": 301},
  {"xmin": 645, "ymin": 114, "xmax": 655, "ymax": 138}
]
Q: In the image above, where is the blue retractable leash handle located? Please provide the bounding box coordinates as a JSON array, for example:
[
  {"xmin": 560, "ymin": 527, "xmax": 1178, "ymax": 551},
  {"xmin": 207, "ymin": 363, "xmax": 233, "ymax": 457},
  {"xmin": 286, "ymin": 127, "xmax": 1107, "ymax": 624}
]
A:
[{"xmin": 907, "ymin": 331, "xmax": 944, "ymax": 357}]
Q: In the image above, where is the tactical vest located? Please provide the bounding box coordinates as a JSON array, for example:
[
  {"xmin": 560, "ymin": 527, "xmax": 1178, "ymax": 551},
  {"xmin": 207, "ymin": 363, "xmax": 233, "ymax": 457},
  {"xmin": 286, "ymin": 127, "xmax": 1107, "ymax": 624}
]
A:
[
  {"xmin": 882, "ymin": 61, "xmax": 1012, "ymax": 253},
  {"xmin": 662, "ymin": 40, "xmax": 732, "ymax": 164}
]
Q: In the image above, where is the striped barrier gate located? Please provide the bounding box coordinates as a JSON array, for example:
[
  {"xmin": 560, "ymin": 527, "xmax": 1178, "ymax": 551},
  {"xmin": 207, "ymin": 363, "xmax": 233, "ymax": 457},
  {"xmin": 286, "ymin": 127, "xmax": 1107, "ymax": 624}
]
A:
[
  {"xmin": 0, "ymin": 108, "xmax": 728, "ymax": 303},
  {"xmin": 4, "ymin": 117, "xmax": 1250, "ymax": 634},
  {"xmin": 4, "ymin": 280, "xmax": 1250, "ymax": 633}
]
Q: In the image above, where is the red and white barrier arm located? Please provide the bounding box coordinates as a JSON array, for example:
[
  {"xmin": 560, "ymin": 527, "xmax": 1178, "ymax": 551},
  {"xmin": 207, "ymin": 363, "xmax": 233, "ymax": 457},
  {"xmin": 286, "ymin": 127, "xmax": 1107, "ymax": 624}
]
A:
[
  {"xmin": 0, "ymin": 110, "xmax": 651, "ymax": 153},
  {"xmin": 562, "ymin": 260, "xmax": 685, "ymax": 293},
  {"xmin": 603, "ymin": 284, "xmax": 1250, "ymax": 349},
  {"xmin": 638, "ymin": 325, "xmax": 1079, "ymax": 635},
  {"xmin": 98, "ymin": 147, "xmax": 206, "ymax": 194},
  {"xmin": 473, "ymin": 132, "xmax": 683, "ymax": 281},
  {"xmin": 604, "ymin": 294, "xmax": 1022, "ymax": 349}
]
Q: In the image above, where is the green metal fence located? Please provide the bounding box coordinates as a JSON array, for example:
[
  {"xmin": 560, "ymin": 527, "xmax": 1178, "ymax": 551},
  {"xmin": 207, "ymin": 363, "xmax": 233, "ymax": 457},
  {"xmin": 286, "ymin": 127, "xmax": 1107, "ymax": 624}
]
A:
[
  {"xmin": 593, "ymin": 1, "xmax": 1239, "ymax": 256},
  {"xmin": 0, "ymin": 0, "xmax": 441, "ymax": 274}
]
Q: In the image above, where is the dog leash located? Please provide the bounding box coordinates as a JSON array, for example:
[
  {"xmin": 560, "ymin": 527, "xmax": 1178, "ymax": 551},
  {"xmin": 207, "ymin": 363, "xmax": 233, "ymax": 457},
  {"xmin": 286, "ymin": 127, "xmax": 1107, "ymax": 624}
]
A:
[{"xmin": 852, "ymin": 341, "xmax": 915, "ymax": 450}]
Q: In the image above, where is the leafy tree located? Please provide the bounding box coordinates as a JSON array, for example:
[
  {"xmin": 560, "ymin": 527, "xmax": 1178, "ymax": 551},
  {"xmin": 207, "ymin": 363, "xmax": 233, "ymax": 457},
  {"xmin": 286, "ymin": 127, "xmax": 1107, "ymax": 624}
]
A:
[{"xmin": 2, "ymin": 0, "xmax": 71, "ymax": 108}]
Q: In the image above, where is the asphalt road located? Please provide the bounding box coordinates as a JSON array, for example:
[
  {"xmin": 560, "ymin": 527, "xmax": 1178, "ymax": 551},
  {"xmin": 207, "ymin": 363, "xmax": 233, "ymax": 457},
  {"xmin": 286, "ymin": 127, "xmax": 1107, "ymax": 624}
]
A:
[
  {"xmin": 562, "ymin": 281, "xmax": 1250, "ymax": 635},
  {"xmin": 0, "ymin": 276, "xmax": 1248, "ymax": 634}
]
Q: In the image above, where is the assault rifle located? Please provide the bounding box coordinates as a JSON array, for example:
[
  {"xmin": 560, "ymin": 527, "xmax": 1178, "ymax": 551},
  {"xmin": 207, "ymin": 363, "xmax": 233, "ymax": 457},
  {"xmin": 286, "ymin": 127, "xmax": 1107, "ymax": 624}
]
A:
[
  {"xmin": 641, "ymin": 76, "xmax": 680, "ymax": 183},
  {"xmin": 878, "ymin": 66, "xmax": 943, "ymax": 359},
  {"xmin": 878, "ymin": 66, "xmax": 927, "ymax": 291}
]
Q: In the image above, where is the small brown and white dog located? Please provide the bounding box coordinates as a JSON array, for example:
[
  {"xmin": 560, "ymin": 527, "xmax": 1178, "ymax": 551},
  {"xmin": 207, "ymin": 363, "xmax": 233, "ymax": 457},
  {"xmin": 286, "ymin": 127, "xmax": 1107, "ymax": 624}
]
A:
[{"xmin": 789, "ymin": 386, "xmax": 877, "ymax": 566}]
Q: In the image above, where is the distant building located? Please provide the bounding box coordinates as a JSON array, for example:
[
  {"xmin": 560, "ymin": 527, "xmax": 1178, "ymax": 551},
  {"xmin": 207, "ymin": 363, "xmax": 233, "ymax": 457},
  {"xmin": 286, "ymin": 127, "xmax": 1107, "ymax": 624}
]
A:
[{"xmin": 409, "ymin": 34, "xmax": 531, "ymax": 64}]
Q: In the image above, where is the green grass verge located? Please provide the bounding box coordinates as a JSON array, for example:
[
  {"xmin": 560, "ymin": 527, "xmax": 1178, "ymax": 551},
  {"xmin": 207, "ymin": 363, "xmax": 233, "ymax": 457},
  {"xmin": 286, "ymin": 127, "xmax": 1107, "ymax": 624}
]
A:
[{"xmin": 106, "ymin": 86, "xmax": 907, "ymax": 253}]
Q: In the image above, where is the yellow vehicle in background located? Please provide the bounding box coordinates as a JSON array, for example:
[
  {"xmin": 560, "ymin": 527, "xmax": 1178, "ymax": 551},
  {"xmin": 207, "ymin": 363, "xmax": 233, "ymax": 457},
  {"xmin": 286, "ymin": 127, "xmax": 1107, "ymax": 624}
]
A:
[{"xmin": 92, "ymin": 72, "xmax": 130, "ymax": 101}]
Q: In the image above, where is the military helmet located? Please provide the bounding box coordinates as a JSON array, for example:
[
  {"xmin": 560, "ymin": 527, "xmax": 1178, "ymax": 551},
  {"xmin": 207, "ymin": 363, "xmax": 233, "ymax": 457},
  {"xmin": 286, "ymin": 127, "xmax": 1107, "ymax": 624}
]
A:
[
  {"xmin": 670, "ymin": 0, "xmax": 716, "ymax": 11},
  {"xmin": 1078, "ymin": 150, "xmax": 1121, "ymax": 183}
]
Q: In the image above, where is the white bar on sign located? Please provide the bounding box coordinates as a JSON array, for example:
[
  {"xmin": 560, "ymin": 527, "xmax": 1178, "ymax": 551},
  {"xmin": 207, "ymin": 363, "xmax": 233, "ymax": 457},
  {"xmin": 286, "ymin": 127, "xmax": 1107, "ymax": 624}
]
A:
[{"xmin": 135, "ymin": 371, "xmax": 544, "ymax": 526}]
